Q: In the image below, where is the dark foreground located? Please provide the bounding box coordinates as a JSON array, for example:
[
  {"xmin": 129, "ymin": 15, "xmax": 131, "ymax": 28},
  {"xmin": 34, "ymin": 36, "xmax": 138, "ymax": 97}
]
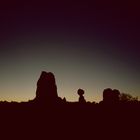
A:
[{"xmin": 0, "ymin": 101, "xmax": 139, "ymax": 140}]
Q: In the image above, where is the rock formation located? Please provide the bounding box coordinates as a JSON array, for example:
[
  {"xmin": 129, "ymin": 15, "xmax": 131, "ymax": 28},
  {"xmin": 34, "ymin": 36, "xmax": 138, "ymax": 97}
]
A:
[
  {"xmin": 103, "ymin": 88, "xmax": 120, "ymax": 103},
  {"xmin": 77, "ymin": 89, "xmax": 86, "ymax": 103},
  {"xmin": 35, "ymin": 71, "xmax": 59, "ymax": 104}
]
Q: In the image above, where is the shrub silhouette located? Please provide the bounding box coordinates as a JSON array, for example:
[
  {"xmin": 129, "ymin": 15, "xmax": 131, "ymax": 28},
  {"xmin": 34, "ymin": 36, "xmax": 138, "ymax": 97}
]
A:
[{"xmin": 119, "ymin": 93, "xmax": 138, "ymax": 102}]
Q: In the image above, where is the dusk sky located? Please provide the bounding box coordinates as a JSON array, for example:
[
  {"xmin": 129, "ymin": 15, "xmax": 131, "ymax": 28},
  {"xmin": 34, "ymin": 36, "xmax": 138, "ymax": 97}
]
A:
[{"xmin": 0, "ymin": 1, "xmax": 139, "ymax": 102}]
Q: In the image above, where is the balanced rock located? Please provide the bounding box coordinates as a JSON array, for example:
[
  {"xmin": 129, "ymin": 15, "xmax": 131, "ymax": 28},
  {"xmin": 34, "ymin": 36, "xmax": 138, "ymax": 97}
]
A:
[{"xmin": 77, "ymin": 89, "xmax": 86, "ymax": 103}]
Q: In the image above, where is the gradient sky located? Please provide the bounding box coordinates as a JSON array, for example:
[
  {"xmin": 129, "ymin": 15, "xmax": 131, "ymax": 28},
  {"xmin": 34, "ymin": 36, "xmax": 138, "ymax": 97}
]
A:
[{"xmin": 0, "ymin": 1, "xmax": 139, "ymax": 102}]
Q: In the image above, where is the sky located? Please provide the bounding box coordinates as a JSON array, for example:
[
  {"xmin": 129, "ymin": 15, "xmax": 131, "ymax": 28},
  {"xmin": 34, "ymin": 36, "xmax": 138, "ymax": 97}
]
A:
[{"xmin": 0, "ymin": 1, "xmax": 139, "ymax": 102}]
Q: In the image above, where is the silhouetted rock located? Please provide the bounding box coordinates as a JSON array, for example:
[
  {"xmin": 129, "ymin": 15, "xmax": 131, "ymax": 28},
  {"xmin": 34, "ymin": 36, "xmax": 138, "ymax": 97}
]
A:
[
  {"xmin": 63, "ymin": 97, "xmax": 66, "ymax": 102},
  {"xmin": 77, "ymin": 89, "xmax": 86, "ymax": 103},
  {"xmin": 35, "ymin": 71, "xmax": 59, "ymax": 104},
  {"xmin": 103, "ymin": 88, "xmax": 120, "ymax": 104},
  {"xmin": 112, "ymin": 89, "xmax": 120, "ymax": 102}
]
